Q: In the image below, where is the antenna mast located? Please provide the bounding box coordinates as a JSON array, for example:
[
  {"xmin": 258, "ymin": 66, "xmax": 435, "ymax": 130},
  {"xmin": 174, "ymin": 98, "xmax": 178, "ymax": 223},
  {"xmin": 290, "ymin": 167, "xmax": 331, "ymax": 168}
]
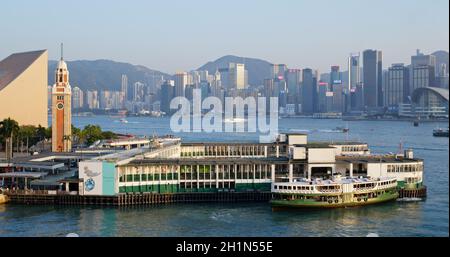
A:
[{"xmin": 60, "ymin": 43, "xmax": 64, "ymax": 60}]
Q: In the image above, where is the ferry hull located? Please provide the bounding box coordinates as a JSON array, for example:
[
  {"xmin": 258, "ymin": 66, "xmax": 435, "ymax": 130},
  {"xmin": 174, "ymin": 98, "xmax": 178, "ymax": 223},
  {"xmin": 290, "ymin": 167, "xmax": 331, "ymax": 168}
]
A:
[{"xmin": 270, "ymin": 192, "xmax": 399, "ymax": 209}]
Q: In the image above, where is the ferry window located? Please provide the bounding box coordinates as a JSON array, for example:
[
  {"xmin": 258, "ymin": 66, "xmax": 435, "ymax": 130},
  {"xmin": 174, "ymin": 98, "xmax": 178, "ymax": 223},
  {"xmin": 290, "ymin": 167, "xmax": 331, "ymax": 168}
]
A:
[
  {"xmin": 126, "ymin": 174, "xmax": 133, "ymax": 181},
  {"xmin": 274, "ymin": 185, "xmax": 277, "ymax": 189}
]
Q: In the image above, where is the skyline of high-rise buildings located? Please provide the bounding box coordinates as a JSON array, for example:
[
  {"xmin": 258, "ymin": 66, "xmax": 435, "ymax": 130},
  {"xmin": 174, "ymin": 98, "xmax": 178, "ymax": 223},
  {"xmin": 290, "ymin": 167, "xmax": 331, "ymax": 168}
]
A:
[{"xmin": 52, "ymin": 48, "xmax": 449, "ymax": 119}]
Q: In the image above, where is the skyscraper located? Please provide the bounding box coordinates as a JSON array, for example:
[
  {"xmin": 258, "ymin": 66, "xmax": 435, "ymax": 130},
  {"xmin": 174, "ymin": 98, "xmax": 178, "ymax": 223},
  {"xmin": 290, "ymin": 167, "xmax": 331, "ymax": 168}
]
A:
[
  {"xmin": 86, "ymin": 90, "xmax": 99, "ymax": 109},
  {"xmin": 189, "ymin": 70, "xmax": 201, "ymax": 86},
  {"xmin": 410, "ymin": 50, "xmax": 436, "ymax": 92},
  {"xmin": 133, "ymin": 82, "xmax": 145, "ymax": 102},
  {"xmin": 263, "ymin": 78, "xmax": 274, "ymax": 98},
  {"xmin": 317, "ymin": 82, "xmax": 329, "ymax": 113},
  {"xmin": 331, "ymin": 83, "xmax": 344, "ymax": 113},
  {"xmin": 348, "ymin": 53, "xmax": 361, "ymax": 91},
  {"xmin": 218, "ymin": 68, "xmax": 229, "ymax": 89},
  {"xmin": 286, "ymin": 69, "xmax": 302, "ymax": 107},
  {"xmin": 330, "ymin": 66, "xmax": 341, "ymax": 86},
  {"xmin": 174, "ymin": 72, "xmax": 188, "ymax": 97},
  {"xmin": 411, "ymin": 49, "xmax": 436, "ymax": 68},
  {"xmin": 121, "ymin": 74, "xmax": 128, "ymax": 101},
  {"xmin": 160, "ymin": 80, "xmax": 174, "ymax": 114},
  {"xmin": 437, "ymin": 64, "xmax": 449, "ymax": 89},
  {"xmin": 301, "ymin": 68, "xmax": 315, "ymax": 113},
  {"xmin": 363, "ymin": 49, "xmax": 383, "ymax": 108},
  {"xmin": 385, "ymin": 64, "xmax": 410, "ymax": 108},
  {"xmin": 72, "ymin": 86, "xmax": 84, "ymax": 109},
  {"xmin": 229, "ymin": 63, "xmax": 245, "ymax": 89},
  {"xmin": 270, "ymin": 64, "xmax": 288, "ymax": 79}
]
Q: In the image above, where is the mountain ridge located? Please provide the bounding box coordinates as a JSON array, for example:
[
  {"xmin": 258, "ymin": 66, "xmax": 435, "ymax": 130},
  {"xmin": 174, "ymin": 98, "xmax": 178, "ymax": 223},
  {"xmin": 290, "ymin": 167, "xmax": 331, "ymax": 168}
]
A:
[
  {"xmin": 48, "ymin": 59, "xmax": 171, "ymax": 91},
  {"xmin": 197, "ymin": 54, "xmax": 273, "ymax": 86}
]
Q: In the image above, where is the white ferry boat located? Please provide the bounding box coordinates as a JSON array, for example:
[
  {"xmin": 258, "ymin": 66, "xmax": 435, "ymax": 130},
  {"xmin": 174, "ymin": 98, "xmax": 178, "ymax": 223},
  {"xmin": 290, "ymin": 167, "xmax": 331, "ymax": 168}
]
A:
[{"xmin": 271, "ymin": 176, "xmax": 399, "ymax": 208}]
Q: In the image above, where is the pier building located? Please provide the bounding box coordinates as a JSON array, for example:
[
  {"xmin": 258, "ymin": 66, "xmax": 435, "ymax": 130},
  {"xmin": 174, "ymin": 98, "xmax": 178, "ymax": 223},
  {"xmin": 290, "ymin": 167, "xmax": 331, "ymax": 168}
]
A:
[
  {"xmin": 0, "ymin": 134, "xmax": 425, "ymax": 205},
  {"xmin": 74, "ymin": 134, "xmax": 423, "ymax": 196}
]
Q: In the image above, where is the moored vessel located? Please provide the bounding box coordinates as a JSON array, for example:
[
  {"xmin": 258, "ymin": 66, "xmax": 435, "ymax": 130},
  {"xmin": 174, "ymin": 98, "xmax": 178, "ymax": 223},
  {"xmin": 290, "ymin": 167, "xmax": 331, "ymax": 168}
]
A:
[
  {"xmin": 271, "ymin": 176, "xmax": 399, "ymax": 209},
  {"xmin": 433, "ymin": 127, "xmax": 449, "ymax": 137}
]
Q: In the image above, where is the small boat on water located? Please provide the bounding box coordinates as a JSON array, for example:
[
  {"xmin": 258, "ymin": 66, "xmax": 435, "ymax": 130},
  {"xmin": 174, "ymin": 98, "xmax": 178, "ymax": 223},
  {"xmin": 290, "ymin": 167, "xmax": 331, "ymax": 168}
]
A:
[
  {"xmin": 119, "ymin": 118, "xmax": 129, "ymax": 123},
  {"xmin": 335, "ymin": 127, "xmax": 349, "ymax": 133},
  {"xmin": 271, "ymin": 176, "xmax": 399, "ymax": 209},
  {"xmin": 433, "ymin": 128, "xmax": 449, "ymax": 137},
  {"xmin": 0, "ymin": 194, "xmax": 9, "ymax": 204}
]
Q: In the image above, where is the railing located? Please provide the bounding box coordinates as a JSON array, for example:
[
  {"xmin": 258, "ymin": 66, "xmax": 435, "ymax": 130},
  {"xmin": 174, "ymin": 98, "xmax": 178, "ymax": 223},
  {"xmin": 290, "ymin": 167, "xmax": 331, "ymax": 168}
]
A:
[
  {"xmin": 2, "ymin": 189, "xmax": 49, "ymax": 195},
  {"xmin": 2, "ymin": 189, "xmax": 76, "ymax": 195}
]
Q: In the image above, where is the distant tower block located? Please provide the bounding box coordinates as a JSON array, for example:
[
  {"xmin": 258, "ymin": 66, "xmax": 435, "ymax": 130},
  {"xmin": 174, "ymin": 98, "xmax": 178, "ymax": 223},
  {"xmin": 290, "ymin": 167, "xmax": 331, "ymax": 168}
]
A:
[{"xmin": 52, "ymin": 43, "xmax": 72, "ymax": 152}]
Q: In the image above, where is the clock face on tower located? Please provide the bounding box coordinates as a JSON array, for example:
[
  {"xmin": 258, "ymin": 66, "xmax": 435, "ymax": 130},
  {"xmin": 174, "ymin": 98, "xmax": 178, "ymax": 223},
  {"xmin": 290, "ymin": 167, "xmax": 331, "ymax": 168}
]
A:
[{"xmin": 57, "ymin": 103, "xmax": 64, "ymax": 110}]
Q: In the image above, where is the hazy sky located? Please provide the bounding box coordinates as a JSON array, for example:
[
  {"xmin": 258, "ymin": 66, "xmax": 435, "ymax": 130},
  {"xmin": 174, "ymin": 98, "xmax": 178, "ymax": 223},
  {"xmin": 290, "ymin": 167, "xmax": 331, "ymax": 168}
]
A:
[{"xmin": 1, "ymin": 0, "xmax": 448, "ymax": 74}]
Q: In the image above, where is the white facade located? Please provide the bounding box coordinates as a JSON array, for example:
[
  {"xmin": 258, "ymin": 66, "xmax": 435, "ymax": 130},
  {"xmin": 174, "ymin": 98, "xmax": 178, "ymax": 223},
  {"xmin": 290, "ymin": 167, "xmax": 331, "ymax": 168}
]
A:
[
  {"xmin": 308, "ymin": 148, "xmax": 336, "ymax": 163},
  {"xmin": 287, "ymin": 134, "xmax": 307, "ymax": 145}
]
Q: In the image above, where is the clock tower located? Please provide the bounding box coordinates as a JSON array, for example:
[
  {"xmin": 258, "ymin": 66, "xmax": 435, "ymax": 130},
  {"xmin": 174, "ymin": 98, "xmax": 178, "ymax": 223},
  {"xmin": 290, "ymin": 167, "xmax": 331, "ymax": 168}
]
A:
[{"xmin": 52, "ymin": 43, "xmax": 72, "ymax": 152}]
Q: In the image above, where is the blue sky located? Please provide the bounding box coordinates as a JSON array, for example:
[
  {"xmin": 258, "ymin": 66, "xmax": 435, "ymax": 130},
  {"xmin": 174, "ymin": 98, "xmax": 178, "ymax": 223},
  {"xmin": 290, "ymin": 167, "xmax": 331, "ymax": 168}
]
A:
[{"xmin": 0, "ymin": 0, "xmax": 448, "ymax": 74}]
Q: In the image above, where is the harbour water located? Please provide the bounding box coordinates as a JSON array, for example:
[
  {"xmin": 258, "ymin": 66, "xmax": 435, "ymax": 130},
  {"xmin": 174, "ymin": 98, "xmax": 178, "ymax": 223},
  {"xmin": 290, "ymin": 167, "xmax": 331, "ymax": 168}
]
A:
[{"xmin": 0, "ymin": 116, "xmax": 448, "ymax": 236}]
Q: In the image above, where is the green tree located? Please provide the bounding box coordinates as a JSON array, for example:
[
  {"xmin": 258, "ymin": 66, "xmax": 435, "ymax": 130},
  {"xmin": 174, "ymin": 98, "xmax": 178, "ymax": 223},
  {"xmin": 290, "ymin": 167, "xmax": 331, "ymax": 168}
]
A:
[
  {"xmin": 36, "ymin": 125, "xmax": 46, "ymax": 140},
  {"xmin": 101, "ymin": 131, "xmax": 117, "ymax": 140},
  {"xmin": 0, "ymin": 118, "xmax": 20, "ymax": 161},
  {"xmin": 71, "ymin": 125, "xmax": 82, "ymax": 145},
  {"xmin": 82, "ymin": 125, "xmax": 104, "ymax": 145},
  {"xmin": 18, "ymin": 125, "xmax": 38, "ymax": 152},
  {"xmin": 44, "ymin": 127, "xmax": 52, "ymax": 139}
]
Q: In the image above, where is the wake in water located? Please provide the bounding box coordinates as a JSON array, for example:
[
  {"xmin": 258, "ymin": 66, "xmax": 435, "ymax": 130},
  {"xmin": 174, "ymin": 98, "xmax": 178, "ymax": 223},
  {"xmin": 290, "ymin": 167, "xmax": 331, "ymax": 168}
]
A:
[
  {"xmin": 396, "ymin": 197, "xmax": 423, "ymax": 202},
  {"xmin": 289, "ymin": 129, "xmax": 311, "ymax": 133},
  {"xmin": 210, "ymin": 211, "xmax": 234, "ymax": 224},
  {"xmin": 318, "ymin": 129, "xmax": 343, "ymax": 133},
  {"xmin": 288, "ymin": 128, "xmax": 345, "ymax": 133},
  {"xmin": 113, "ymin": 120, "xmax": 141, "ymax": 124}
]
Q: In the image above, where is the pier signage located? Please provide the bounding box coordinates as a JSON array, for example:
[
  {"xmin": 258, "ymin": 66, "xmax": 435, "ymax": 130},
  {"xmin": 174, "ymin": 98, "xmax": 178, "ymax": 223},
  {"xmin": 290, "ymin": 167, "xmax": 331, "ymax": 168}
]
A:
[
  {"xmin": 79, "ymin": 161, "xmax": 103, "ymax": 195},
  {"xmin": 78, "ymin": 161, "xmax": 116, "ymax": 196}
]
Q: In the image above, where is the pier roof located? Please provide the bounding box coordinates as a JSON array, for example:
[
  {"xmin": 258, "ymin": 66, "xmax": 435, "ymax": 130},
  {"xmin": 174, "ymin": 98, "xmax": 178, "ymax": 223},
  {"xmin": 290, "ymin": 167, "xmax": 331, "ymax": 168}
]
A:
[
  {"xmin": 30, "ymin": 170, "xmax": 77, "ymax": 186},
  {"xmin": 126, "ymin": 156, "xmax": 290, "ymax": 166},
  {"xmin": 328, "ymin": 141, "xmax": 367, "ymax": 145},
  {"xmin": 181, "ymin": 142, "xmax": 276, "ymax": 146},
  {"xmin": 336, "ymin": 155, "xmax": 423, "ymax": 163},
  {"xmin": 0, "ymin": 172, "xmax": 47, "ymax": 179}
]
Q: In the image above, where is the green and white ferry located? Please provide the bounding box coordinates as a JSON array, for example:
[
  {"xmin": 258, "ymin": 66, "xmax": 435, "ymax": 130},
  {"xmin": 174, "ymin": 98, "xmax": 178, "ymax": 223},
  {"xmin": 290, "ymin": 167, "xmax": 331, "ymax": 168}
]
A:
[{"xmin": 271, "ymin": 176, "xmax": 399, "ymax": 209}]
